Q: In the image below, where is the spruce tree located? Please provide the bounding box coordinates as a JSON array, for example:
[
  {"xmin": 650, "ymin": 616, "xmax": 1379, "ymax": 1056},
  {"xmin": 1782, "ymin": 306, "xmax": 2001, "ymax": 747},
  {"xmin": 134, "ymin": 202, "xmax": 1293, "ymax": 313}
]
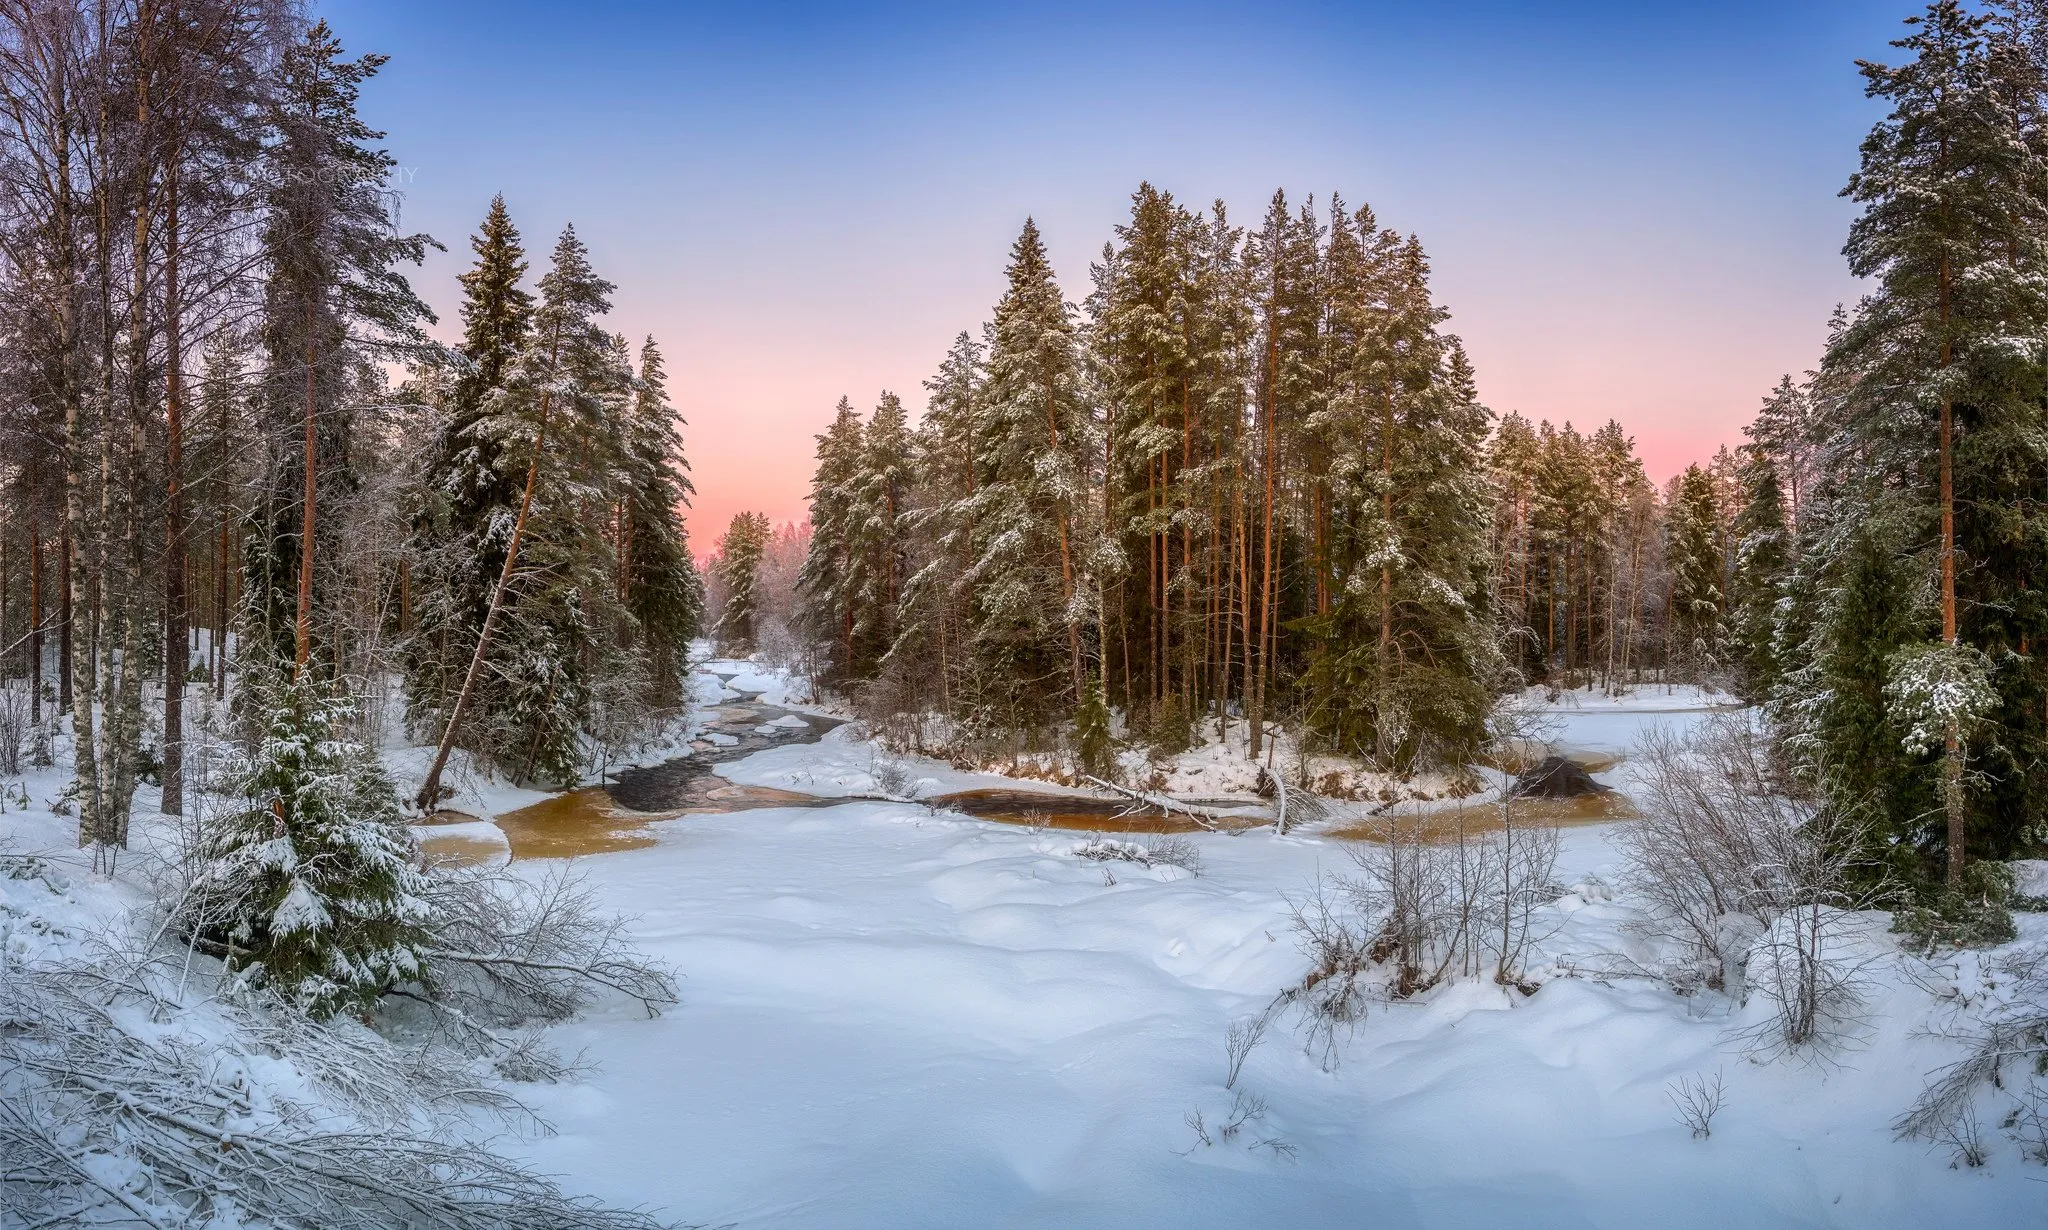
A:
[
  {"xmin": 1666, "ymin": 465, "xmax": 1725, "ymax": 679},
  {"xmin": 797, "ymin": 397, "xmax": 864, "ymax": 686},
  {"xmin": 454, "ymin": 194, "xmax": 533, "ymax": 415},
  {"xmin": 845, "ymin": 391, "xmax": 912, "ymax": 682},
  {"xmin": 966, "ymin": 219, "xmax": 1093, "ymax": 728},
  {"xmin": 201, "ymin": 671, "xmax": 430, "ymax": 1018},
  {"xmin": 407, "ymin": 196, "xmax": 532, "ymax": 730},
  {"xmin": 415, "ymin": 226, "xmax": 625, "ymax": 801},
  {"xmin": 619, "ymin": 337, "xmax": 703, "ymax": 703},
  {"xmin": 713, "ymin": 512, "xmax": 771, "ymax": 654},
  {"xmin": 1728, "ymin": 456, "xmax": 1791, "ymax": 700},
  {"xmin": 887, "ymin": 333, "xmax": 983, "ymax": 714}
]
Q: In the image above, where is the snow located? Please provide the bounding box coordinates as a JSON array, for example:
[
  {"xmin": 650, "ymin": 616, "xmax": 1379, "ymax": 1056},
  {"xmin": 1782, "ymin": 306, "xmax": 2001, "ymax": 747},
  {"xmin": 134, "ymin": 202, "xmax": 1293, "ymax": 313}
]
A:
[
  {"xmin": 3, "ymin": 671, "xmax": 2042, "ymax": 1228},
  {"xmin": 718, "ymin": 722, "xmax": 1103, "ymax": 801},
  {"xmin": 495, "ymin": 796, "xmax": 2037, "ymax": 1229}
]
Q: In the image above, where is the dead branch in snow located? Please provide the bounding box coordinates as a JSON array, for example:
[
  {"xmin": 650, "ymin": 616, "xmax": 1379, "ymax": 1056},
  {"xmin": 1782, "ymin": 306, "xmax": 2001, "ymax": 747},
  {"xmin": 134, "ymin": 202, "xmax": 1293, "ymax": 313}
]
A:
[
  {"xmin": 1081, "ymin": 775, "xmax": 1254, "ymax": 832},
  {"xmin": 415, "ymin": 862, "xmax": 680, "ymax": 1029},
  {"xmin": 0, "ymin": 957, "xmax": 685, "ymax": 1229}
]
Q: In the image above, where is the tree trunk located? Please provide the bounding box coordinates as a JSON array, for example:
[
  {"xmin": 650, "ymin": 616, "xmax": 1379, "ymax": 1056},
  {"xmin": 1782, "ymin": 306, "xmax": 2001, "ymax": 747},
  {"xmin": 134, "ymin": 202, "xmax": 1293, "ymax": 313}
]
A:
[
  {"xmin": 416, "ymin": 384, "xmax": 555, "ymax": 810},
  {"xmin": 162, "ymin": 167, "xmax": 185, "ymax": 814},
  {"xmin": 295, "ymin": 298, "xmax": 316, "ymax": 677}
]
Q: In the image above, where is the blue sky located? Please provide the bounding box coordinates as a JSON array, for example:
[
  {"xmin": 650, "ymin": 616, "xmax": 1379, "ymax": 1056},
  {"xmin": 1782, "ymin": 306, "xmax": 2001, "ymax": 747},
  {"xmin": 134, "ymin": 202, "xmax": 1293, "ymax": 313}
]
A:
[{"xmin": 325, "ymin": 0, "xmax": 1907, "ymax": 537}]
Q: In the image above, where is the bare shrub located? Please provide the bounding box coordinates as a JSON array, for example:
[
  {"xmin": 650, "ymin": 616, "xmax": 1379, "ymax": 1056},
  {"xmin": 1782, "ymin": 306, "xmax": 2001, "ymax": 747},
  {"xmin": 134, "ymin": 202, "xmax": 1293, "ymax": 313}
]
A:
[
  {"xmin": 1667, "ymin": 1069, "xmax": 1726, "ymax": 1138},
  {"xmin": 1179, "ymin": 1088, "xmax": 1290, "ymax": 1159},
  {"xmin": 1344, "ymin": 810, "xmax": 1561, "ymax": 995},
  {"xmin": 412, "ymin": 863, "xmax": 679, "ymax": 1062},
  {"xmin": 1277, "ymin": 879, "xmax": 1375, "ymax": 1068},
  {"xmin": 1942, "ymin": 1113, "xmax": 1989, "ymax": 1168},
  {"xmin": 1622, "ymin": 715, "xmax": 1882, "ymax": 1055},
  {"xmin": 1224, "ymin": 1010, "xmax": 1272, "ymax": 1090},
  {"xmin": 1143, "ymin": 833, "xmax": 1203, "ymax": 875},
  {"xmin": 0, "ymin": 680, "xmax": 28, "ymax": 776}
]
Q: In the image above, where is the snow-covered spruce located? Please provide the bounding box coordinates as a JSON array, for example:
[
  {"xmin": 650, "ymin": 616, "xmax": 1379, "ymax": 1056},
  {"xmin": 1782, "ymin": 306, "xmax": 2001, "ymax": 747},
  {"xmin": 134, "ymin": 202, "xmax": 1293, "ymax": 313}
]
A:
[{"xmin": 193, "ymin": 672, "xmax": 431, "ymax": 1019}]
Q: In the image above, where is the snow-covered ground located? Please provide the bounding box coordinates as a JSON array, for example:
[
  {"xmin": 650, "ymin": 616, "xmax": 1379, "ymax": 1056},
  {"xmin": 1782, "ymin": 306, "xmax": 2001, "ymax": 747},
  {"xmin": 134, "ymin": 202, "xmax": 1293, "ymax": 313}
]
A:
[
  {"xmin": 3, "ymin": 672, "xmax": 2042, "ymax": 1228},
  {"xmin": 486, "ymin": 678, "xmax": 2029, "ymax": 1229},
  {"xmin": 495, "ymin": 794, "xmax": 2039, "ymax": 1229}
]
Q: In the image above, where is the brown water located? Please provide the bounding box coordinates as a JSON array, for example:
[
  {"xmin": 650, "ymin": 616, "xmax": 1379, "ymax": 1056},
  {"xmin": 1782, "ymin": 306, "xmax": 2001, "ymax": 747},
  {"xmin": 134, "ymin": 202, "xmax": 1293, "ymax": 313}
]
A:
[{"xmin": 1321, "ymin": 791, "xmax": 1638, "ymax": 843}]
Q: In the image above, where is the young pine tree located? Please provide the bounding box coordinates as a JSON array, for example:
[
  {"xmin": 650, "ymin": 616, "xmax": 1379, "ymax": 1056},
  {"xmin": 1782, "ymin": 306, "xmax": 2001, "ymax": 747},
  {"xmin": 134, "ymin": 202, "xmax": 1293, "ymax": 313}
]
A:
[{"xmin": 201, "ymin": 672, "xmax": 430, "ymax": 1018}]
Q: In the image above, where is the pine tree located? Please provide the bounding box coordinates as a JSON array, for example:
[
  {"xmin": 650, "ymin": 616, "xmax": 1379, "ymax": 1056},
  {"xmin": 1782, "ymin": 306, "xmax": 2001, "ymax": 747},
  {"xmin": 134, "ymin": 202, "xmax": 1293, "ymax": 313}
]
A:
[
  {"xmin": 1301, "ymin": 204, "xmax": 1497, "ymax": 768},
  {"xmin": 1666, "ymin": 465, "xmax": 1725, "ymax": 679},
  {"xmin": 1240, "ymin": 192, "xmax": 1322, "ymax": 757},
  {"xmin": 797, "ymin": 397, "xmax": 864, "ymax": 686},
  {"xmin": 1728, "ymin": 455, "xmax": 1791, "ymax": 699},
  {"xmin": 1818, "ymin": 0, "xmax": 2048, "ymax": 885},
  {"xmin": 1092, "ymin": 182, "xmax": 1196, "ymax": 720},
  {"xmin": 713, "ymin": 512, "xmax": 771, "ymax": 654},
  {"xmin": 618, "ymin": 336, "xmax": 703, "ymax": 704},
  {"xmin": 200, "ymin": 671, "xmax": 430, "ymax": 1017},
  {"xmin": 966, "ymin": 219, "xmax": 1093, "ymax": 728},
  {"xmin": 244, "ymin": 21, "xmax": 434, "ymax": 678}
]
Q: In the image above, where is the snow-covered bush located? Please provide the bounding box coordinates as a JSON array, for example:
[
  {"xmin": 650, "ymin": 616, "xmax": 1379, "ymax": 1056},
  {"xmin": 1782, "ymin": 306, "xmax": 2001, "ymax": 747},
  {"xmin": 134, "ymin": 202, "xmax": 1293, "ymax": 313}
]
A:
[
  {"xmin": 1896, "ymin": 943, "xmax": 2048, "ymax": 1165},
  {"xmin": 405, "ymin": 863, "xmax": 678, "ymax": 1076},
  {"xmin": 1623, "ymin": 715, "xmax": 1882, "ymax": 1052},
  {"xmin": 0, "ymin": 943, "xmax": 677, "ymax": 1228},
  {"xmin": 193, "ymin": 673, "xmax": 432, "ymax": 1018},
  {"xmin": 1070, "ymin": 834, "xmax": 1201, "ymax": 876}
]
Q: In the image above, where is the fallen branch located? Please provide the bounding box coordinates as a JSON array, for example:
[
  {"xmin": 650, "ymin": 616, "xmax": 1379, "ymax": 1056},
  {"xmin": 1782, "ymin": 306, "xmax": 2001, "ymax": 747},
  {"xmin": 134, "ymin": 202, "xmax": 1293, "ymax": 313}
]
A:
[{"xmin": 1080, "ymin": 776, "xmax": 1257, "ymax": 833}]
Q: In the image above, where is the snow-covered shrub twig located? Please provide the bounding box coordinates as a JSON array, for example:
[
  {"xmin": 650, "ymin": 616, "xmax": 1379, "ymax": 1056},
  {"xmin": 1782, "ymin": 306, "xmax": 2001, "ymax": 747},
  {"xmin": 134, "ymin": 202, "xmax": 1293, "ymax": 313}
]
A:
[
  {"xmin": 1223, "ymin": 1011, "xmax": 1271, "ymax": 1090},
  {"xmin": 1666, "ymin": 1070, "xmax": 1726, "ymax": 1139},
  {"xmin": 1895, "ymin": 944, "xmax": 2048, "ymax": 1161},
  {"xmin": 1624, "ymin": 716, "xmax": 1884, "ymax": 1056},
  {"xmin": 413, "ymin": 862, "xmax": 680, "ymax": 1052},
  {"xmin": 0, "ymin": 953, "xmax": 682, "ymax": 1229},
  {"xmin": 1070, "ymin": 835, "xmax": 1201, "ymax": 876}
]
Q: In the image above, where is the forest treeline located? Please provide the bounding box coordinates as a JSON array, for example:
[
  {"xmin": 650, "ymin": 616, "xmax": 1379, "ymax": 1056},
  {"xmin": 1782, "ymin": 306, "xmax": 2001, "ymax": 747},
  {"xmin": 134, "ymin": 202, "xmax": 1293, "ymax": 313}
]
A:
[
  {"xmin": 770, "ymin": 1, "xmax": 2048, "ymax": 910},
  {"xmin": 775, "ymin": 194, "xmax": 1742, "ymax": 769},
  {"xmin": 0, "ymin": 2, "xmax": 700, "ymax": 866}
]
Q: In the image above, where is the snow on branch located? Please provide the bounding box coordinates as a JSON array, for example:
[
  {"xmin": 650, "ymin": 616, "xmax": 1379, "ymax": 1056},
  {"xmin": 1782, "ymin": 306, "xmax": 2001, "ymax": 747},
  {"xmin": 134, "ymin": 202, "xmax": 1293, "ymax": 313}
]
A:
[{"xmin": 0, "ymin": 956, "xmax": 685, "ymax": 1229}]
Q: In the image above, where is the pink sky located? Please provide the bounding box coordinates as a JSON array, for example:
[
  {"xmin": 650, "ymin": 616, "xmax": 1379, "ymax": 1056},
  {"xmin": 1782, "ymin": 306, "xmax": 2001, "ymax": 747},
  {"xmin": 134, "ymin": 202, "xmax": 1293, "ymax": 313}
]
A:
[{"xmin": 344, "ymin": 0, "xmax": 1884, "ymax": 555}]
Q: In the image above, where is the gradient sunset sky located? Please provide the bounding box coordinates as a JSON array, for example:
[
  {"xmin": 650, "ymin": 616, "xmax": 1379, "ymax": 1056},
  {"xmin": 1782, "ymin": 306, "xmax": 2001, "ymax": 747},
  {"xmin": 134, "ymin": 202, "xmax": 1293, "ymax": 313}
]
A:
[{"xmin": 326, "ymin": 0, "xmax": 1905, "ymax": 544}]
